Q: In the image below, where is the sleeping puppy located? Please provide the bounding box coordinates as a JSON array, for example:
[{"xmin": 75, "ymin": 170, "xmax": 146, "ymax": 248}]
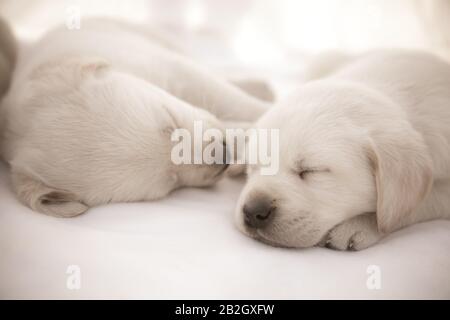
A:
[
  {"xmin": 235, "ymin": 50, "xmax": 450, "ymax": 250},
  {"xmin": 0, "ymin": 19, "xmax": 269, "ymax": 217}
]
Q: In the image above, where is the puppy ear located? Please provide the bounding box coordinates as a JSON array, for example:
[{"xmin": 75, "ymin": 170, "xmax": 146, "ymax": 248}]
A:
[
  {"xmin": 367, "ymin": 125, "xmax": 433, "ymax": 234},
  {"xmin": 11, "ymin": 170, "xmax": 88, "ymax": 217}
]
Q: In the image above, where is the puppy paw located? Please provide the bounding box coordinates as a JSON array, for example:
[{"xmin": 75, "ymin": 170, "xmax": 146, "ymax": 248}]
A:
[{"xmin": 324, "ymin": 213, "xmax": 382, "ymax": 251}]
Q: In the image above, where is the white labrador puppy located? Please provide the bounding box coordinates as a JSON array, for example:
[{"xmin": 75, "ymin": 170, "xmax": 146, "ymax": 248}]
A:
[
  {"xmin": 0, "ymin": 19, "xmax": 269, "ymax": 217},
  {"xmin": 235, "ymin": 50, "xmax": 450, "ymax": 250}
]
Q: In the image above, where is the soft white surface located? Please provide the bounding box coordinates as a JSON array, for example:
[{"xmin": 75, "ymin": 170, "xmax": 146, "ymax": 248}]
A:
[
  {"xmin": 1, "ymin": 163, "xmax": 449, "ymax": 299},
  {"xmin": 1, "ymin": 0, "xmax": 450, "ymax": 299}
]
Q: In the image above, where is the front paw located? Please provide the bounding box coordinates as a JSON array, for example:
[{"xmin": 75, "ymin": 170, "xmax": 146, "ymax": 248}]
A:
[{"xmin": 323, "ymin": 213, "xmax": 382, "ymax": 251}]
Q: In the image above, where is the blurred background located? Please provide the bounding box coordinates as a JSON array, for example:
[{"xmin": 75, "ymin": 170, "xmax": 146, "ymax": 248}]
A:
[{"xmin": 1, "ymin": 0, "xmax": 449, "ymax": 86}]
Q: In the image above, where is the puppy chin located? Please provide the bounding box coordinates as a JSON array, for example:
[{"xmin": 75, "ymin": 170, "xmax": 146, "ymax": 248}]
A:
[
  {"xmin": 234, "ymin": 214, "xmax": 291, "ymax": 248},
  {"xmin": 235, "ymin": 213, "xmax": 327, "ymax": 248},
  {"xmin": 255, "ymin": 232, "xmax": 293, "ymax": 248}
]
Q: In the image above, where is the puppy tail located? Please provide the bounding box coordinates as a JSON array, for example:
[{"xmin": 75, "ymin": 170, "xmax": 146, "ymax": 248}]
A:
[{"xmin": 303, "ymin": 51, "xmax": 353, "ymax": 81}]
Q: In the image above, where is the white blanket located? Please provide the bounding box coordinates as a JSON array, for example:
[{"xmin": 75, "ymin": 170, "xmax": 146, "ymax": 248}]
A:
[
  {"xmin": 1, "ymin": 163, "xmax": 449, "ymax": 299},
  {"xmin": 1, "ymin": 1, "xmax": 449, "ymax": 298}
]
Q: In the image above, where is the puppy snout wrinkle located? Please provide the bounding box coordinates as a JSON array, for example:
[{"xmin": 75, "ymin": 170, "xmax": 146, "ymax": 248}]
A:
[{"xmin": 243, "ymin": 197, "xmax": 275, "ymax": 229}]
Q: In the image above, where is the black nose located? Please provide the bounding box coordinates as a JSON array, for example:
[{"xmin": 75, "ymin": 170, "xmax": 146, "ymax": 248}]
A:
[{"xmin": 243, "ymin": 197, "xmax": 275, "ymax": 229}]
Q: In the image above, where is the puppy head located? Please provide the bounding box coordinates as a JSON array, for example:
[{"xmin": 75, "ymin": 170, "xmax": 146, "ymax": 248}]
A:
[
  {"xmin": 6, "ymin": 57, "xmax": 227, "ymax": 216},
  {"xmin": 234, "ymin": 82, "xmax": 433, "ymax": 247},
  {"xmin": 163, "ymin": 96, "xmax": 229, "ymax": 189}
]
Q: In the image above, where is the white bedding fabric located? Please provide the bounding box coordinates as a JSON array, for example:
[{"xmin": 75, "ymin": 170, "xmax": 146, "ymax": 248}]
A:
[
  {"xmin": 1, "ymin": 1, "xmax": 450, "ymax": 298},
  {"xmin": 1, "ymin": 163, "xmax": 449, "ymax": 299}
]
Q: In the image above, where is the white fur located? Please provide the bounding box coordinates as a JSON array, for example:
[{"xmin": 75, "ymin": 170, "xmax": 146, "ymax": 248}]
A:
[
  {"xmin": 235, "ymin": 50, "xmax": 450, "ymax": 250},
  {"xmin": 0, "ymin": 19, "xmax": 269, "ymax": 217}
]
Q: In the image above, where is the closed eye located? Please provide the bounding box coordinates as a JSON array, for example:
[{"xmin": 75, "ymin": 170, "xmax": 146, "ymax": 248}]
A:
[
  {"xmin": 299, "ymin": 169, "xmax": 315, "ymax": 180},
  {"xmin": 297, "ymin": 167, "xmax": 329, "ymax": 180}
]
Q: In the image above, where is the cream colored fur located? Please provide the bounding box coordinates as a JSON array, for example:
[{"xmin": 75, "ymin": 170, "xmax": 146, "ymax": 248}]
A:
[
  {"xmin": 0, "ymin": 19, "xmax": 269, "ymax": 217},
  {"xmin": 235, "ymin": 50, "xmax": 450, "ymax": 250}
]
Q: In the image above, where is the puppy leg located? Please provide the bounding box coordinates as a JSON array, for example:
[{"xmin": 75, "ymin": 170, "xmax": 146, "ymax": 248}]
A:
[
  {"xmin": 123, "ymin": 49, "xmax": 271, "ymax": 121},
  {"xmin": 323, "ymin": 213, "xmax": 383, "ymax": 251},
  {"xmin": 160, "ymin": 61, "xmax": 271, "ymax": 121},
  {"xmin": 116, "ymin": 20, "xmax": 271, "ymax": 121},
  {"xmin": 323, "ymin": 181, "xmax": 450, "ymax": 251}
]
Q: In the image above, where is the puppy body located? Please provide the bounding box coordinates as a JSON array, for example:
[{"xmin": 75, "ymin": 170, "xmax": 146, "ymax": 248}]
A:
[
  {"xmin": 236, "ymin": 50, "xmax": 450, "ymax": 250},
  {"xmin": 1, "ymin": 19, "xmax": 269, "ymax": 216}
]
